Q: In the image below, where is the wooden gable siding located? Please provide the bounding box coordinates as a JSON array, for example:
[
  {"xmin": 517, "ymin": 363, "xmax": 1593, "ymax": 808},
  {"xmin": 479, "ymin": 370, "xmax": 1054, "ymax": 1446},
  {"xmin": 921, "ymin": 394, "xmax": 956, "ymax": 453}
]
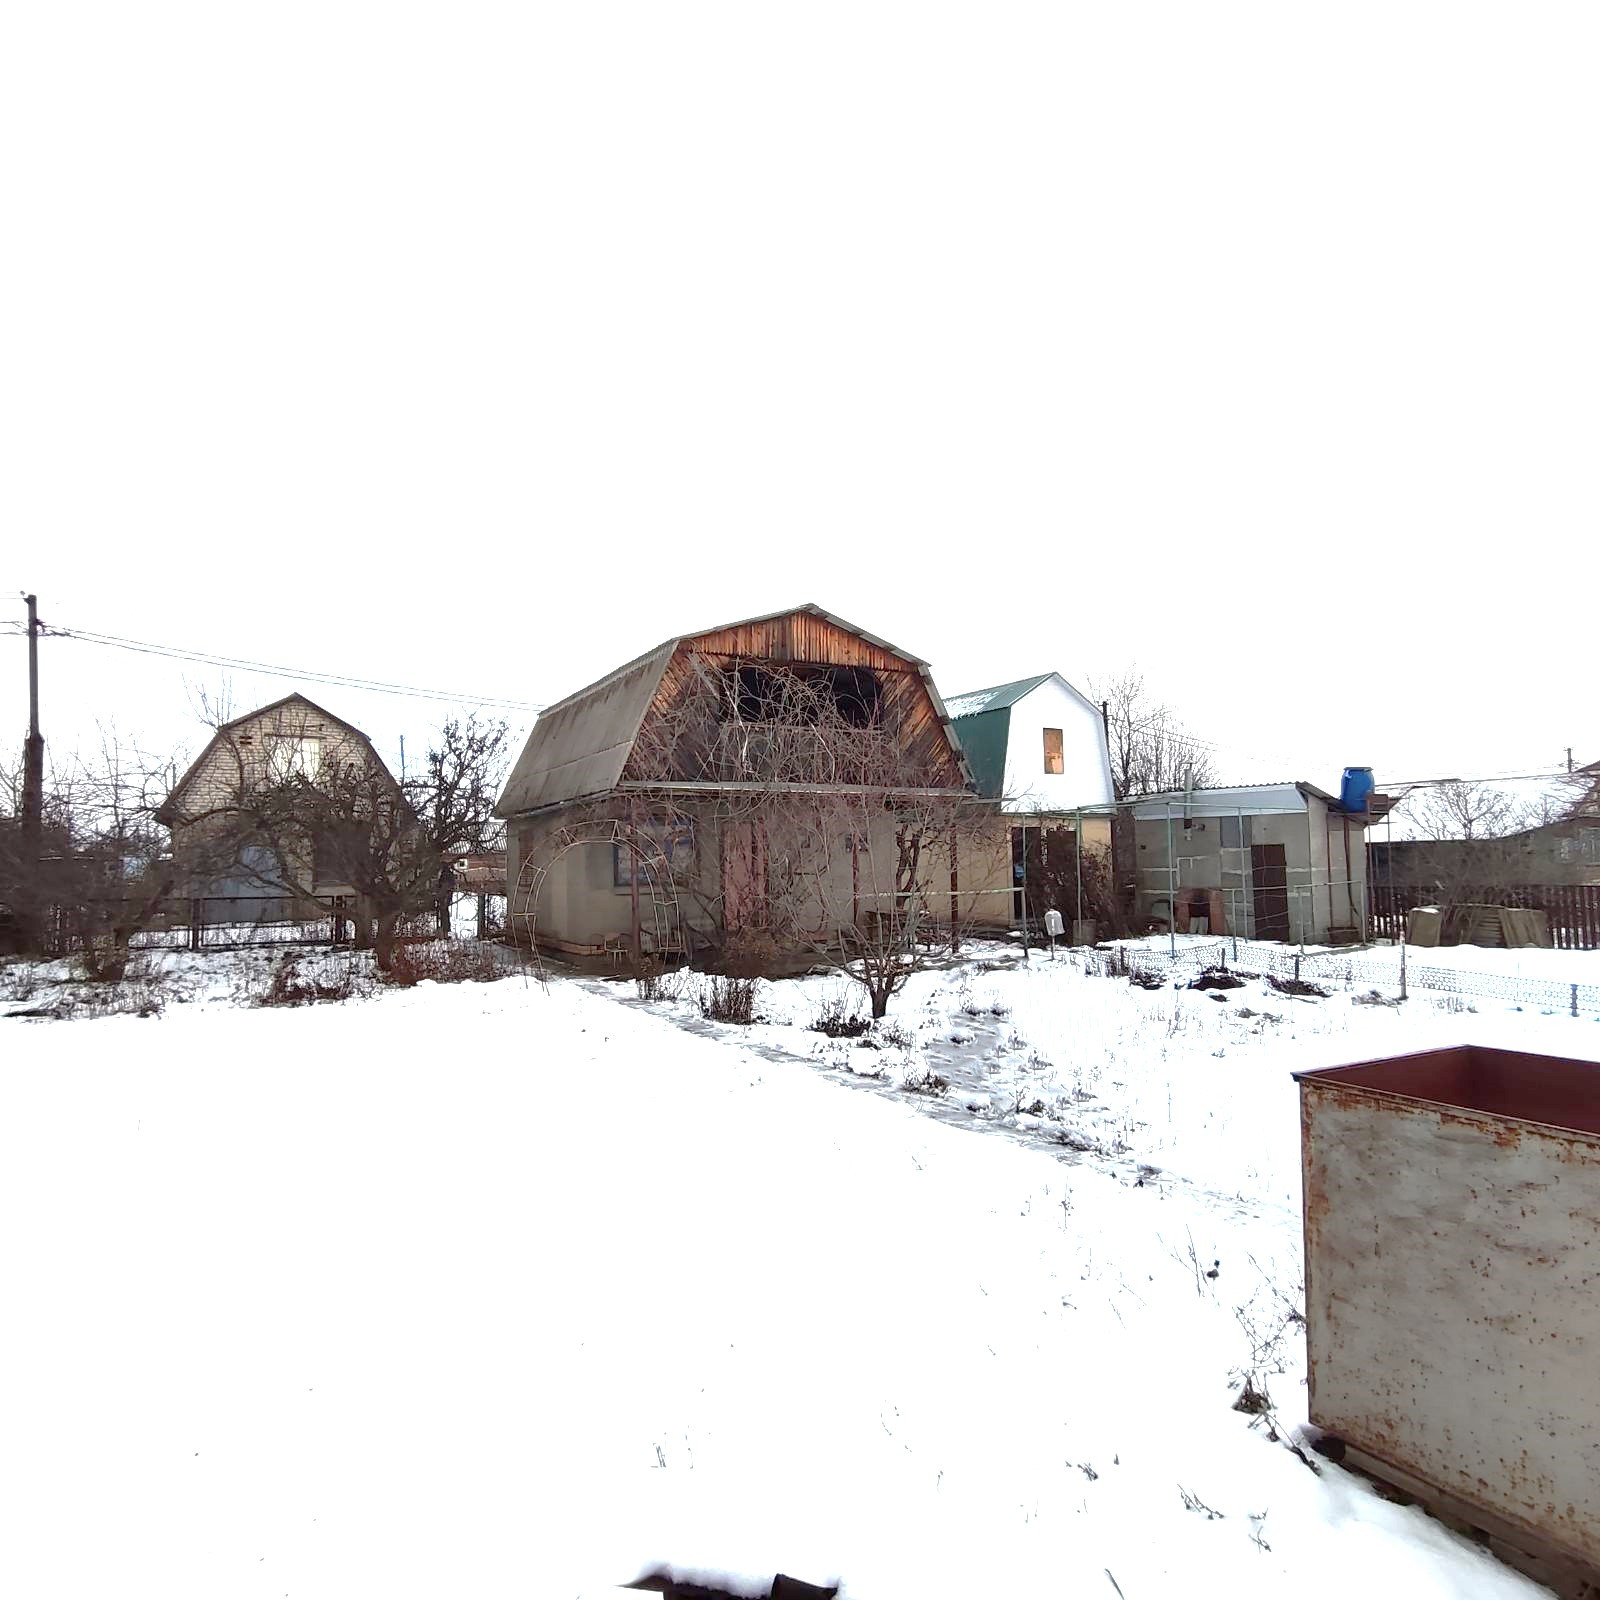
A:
[
  {"xmin": 621, "ymin": 618, "xmax": 966, "ymax": 789},
  {"xmin": 682, "ymin": 611, "xmax": 909, "ymax": 672}
]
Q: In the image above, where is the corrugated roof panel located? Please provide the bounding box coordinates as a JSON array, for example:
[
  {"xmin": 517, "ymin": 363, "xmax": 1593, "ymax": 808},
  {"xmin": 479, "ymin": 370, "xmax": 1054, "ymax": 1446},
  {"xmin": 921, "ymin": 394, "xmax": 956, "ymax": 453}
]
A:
[
  {"xmin": 944, "ymin": 674, "xmax": 1053, "ymax": 720},
  {"xmin": 495, "ymin": 641, "xmax": 675, "ymax": 816},
  {"xmin": 1131, "ymin": 782, "xmax": 1309, "ymax": 818},
  {"xmin": 948, "ymin": 707, "xmax": 1011, "ymax": 800}
]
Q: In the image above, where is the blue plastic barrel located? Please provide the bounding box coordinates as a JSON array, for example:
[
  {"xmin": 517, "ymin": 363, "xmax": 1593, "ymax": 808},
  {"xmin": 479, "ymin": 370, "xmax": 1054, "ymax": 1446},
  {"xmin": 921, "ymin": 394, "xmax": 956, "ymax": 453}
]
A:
[{"xmin": 1340, "ymin": 766, "xmax": 1374, "ymax": 813}]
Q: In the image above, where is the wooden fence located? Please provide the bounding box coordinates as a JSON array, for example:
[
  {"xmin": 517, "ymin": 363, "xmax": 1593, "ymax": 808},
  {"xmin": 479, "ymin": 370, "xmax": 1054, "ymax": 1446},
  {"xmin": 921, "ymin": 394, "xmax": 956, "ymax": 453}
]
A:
[{"xmin": 1368, "ymin": 883, "xmax": 1600, "ymax": 951}]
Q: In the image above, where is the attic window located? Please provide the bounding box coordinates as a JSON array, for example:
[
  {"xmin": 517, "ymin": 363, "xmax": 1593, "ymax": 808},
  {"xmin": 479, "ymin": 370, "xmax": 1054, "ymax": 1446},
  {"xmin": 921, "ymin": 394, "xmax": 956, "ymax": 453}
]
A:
[
  {"xmin": 238, "ymin": 735, "xmax": 254, "ymax": 747},
  {"xmin": 1043, "ymin": 728, "xmax": 1064, "ymax": 775},
  {"xmin": 727, "ymin": 665, "xmax": 883, "ymax": 728}
]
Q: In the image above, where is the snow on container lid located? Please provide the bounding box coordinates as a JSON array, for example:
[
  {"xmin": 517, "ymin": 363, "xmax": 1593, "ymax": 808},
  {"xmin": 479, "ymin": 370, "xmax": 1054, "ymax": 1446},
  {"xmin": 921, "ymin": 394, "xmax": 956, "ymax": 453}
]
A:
[{"xmin": 1294, "ymin": 1046, "xmax": 1600, "ymax": 1139}]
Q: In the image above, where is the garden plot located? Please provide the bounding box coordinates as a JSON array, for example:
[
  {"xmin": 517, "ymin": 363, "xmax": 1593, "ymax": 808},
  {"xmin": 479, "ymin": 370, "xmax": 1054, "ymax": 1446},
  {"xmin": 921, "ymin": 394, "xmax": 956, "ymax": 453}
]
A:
[
  {"xmin": 2, "ymin": 943, "xmax": 1591, "ymax": 1598},
  {"xmin": 638, "ymin": 941, "xmax": 1593, "ymax": 1217}
]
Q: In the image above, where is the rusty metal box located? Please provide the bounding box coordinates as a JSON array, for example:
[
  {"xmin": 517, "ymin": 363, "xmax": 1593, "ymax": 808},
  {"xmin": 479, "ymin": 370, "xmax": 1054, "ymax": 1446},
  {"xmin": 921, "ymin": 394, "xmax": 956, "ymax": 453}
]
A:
[{"xmin": 1295, "ymin": 1046, "xmax": 1600, "ymax": 1578}]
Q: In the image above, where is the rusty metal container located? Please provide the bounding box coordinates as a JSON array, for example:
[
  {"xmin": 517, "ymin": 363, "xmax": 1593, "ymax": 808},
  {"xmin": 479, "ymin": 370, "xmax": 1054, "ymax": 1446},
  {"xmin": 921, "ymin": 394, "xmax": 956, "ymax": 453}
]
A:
[{"xmin": 1295, "ymin": 1046, "xmax": 1600, "ymax": 1582}]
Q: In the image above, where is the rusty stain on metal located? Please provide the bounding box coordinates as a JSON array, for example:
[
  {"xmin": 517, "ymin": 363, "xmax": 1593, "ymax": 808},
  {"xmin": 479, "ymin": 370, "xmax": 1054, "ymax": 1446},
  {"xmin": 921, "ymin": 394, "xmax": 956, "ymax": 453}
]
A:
[{"xmin": 1296, "ymin": 1045, "xmax": 1600, "ymax": 1580}]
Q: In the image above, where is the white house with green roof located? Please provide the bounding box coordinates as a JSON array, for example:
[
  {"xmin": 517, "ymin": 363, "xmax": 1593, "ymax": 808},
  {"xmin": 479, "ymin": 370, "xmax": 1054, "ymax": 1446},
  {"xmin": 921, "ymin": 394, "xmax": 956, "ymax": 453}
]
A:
[
  {"xmin": 946, "ymin": 672, "xmax": 1114, "ymax": 814},
  {"xmin": 947, "ymin": 673, "xmax": 1115, "ymax": 928}
]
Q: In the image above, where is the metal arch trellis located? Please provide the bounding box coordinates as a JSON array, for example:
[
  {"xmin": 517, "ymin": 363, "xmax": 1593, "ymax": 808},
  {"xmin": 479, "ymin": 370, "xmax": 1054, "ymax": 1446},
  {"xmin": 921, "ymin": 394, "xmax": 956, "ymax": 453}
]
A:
[{"xmin": 512, "ymin": 817, "xmax": 685, "ymax": 985}]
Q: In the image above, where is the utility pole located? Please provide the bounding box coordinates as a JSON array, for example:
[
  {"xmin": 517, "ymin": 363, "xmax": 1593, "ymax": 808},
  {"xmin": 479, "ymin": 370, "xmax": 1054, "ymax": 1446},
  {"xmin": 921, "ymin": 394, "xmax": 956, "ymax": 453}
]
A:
[
  {"xmin": 21, "ymin": 594, "xmax": 44, "ymax": 843},
  {"xmin": 1567, "ymin": 747, "xmax": 1574, "ymax": 775}
]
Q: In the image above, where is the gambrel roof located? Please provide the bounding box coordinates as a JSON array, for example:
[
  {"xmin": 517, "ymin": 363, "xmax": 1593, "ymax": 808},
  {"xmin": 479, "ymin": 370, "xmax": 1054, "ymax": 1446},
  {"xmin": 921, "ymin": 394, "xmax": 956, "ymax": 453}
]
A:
[
  {"xmin": 155, "ymin": 693, "xmax": 384, "ymax": 825},
  {"xmin": 495, "ymin": 604, "xmax": 972, "ymax": 817}
]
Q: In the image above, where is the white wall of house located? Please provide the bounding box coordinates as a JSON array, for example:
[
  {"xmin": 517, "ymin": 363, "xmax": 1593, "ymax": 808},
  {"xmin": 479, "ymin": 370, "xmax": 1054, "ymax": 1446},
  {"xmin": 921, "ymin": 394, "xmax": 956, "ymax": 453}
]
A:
[{"xmin": 1001, "ymin": 677, "xmax": 1114, "ymax": 813}]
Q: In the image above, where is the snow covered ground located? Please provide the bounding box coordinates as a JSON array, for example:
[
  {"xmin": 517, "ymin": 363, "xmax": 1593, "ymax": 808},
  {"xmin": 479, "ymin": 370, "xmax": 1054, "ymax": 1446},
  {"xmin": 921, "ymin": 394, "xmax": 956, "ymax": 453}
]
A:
[{"xmin": 2, "ymin": 941, "xmax": 1593, "ymax": 1598}]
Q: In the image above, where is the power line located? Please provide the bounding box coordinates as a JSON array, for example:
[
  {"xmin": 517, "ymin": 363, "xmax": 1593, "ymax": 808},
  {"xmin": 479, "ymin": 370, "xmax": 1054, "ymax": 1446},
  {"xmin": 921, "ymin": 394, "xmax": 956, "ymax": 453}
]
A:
[{"xmin": 1, "ymin": 618, "xmax": 544, "ymax": 714}]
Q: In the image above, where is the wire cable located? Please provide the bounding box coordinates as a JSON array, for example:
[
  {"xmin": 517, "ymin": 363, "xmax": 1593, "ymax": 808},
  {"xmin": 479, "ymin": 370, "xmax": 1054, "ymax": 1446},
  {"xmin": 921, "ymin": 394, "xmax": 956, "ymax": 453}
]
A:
[{"xmin": 1, "ymin": 619, "xmax": 544, "ymax": 714}]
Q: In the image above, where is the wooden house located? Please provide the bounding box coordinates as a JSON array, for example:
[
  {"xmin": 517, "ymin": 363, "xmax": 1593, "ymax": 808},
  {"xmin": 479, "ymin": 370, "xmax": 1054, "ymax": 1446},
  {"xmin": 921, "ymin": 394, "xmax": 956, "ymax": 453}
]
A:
[
  {"xmin": 156, "ymin": 694, "xmax": 403, "ymax": 917},
  {"xmin": 494, "ymin": 605, "xmax": 1011, "ymax": 960}
]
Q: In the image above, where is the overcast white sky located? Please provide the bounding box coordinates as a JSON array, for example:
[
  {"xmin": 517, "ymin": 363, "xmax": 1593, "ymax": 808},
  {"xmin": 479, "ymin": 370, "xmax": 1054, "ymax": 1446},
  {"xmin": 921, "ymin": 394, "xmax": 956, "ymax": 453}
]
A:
[{"xmin": 3, "ymin": 3, "xmax": 1595, "ymax": 804}]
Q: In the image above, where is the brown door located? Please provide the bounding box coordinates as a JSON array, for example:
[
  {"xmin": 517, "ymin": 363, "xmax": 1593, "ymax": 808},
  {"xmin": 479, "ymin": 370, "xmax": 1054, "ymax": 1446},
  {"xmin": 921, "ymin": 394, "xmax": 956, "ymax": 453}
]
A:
[
  {"xmin": 1251, "ymin": 843, "xmax": 1290, "ymax": 941},
  {"xmin": 721, "ymin": 819, "xmax": 769, "ymax": 930}
]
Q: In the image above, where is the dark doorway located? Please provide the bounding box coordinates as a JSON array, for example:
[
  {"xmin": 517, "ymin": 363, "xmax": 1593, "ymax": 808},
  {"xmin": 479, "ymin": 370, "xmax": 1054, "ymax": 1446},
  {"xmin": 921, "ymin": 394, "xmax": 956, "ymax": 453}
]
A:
[{"xmin": 1250, "ymin": 842, "xmax": 1290, "ymax": 941}]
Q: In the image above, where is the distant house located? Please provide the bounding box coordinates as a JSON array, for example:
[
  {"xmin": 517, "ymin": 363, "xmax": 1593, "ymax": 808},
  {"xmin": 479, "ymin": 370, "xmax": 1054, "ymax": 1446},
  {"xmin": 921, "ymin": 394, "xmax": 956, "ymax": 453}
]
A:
[
  {"xmin": 447, "ymin": 851, "xmax": 507, "ymax": 894},
  {"xmin": 156, "ymin": 694, "xmax": 403, "ymax": 916},
  {"xmin": 1371, "ymin": 820, "xmax": 1600, "ymax": 892},
  {"xmin": 1130, "ymin": 781, "xmax": 1373, "ymax": 944},
  {"xmin": 494, "ymin": 604, "xmax": 1004, "ymax": 959},
  {"xmin": 946, "ymin": 673, "xmax": 1116, "ymax": 927}
]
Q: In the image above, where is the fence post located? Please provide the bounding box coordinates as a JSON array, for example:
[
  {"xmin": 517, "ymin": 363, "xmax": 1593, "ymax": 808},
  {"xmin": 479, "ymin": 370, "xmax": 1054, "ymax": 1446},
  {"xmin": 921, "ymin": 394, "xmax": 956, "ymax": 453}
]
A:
[
  {"xmin": 189, "ymin": 898, "xmax": 201, "ymax": 952},
  {"xmin": 1574, "ymin": 983, "xmax": 1580, "ymax": 1019},
  {"xmin": 1166, "ymin": 804, "xmax": 1176, "ymax": 960}
]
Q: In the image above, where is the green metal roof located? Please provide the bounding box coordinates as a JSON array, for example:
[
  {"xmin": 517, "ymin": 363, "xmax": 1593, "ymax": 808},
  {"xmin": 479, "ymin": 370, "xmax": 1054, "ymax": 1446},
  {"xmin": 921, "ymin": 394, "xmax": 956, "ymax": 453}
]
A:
[
  {"xmin": 949, "ymin": 705, "xmax": 1011, "ymax": 799},
  {"xmin": 943, "ymin": 674, "xmax": 1053, "ymax": 720}
]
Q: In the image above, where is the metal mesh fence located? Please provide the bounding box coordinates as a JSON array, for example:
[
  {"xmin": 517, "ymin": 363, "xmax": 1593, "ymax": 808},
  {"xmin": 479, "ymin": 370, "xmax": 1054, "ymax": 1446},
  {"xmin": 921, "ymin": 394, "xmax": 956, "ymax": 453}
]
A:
[{"xmin": 1110, "ymin": 937, "xmax": 1600, "ymax": 1017}]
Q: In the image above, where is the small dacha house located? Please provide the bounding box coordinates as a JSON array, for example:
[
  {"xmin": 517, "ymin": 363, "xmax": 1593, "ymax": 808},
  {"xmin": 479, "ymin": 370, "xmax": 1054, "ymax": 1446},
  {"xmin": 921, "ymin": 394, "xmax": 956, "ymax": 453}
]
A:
[
  {"xmin": 494, "ymin": 605, "xmax": 1016, "ymax": 962},
  {"xmin": 156, "ymin": 693, "xmax": 414, "ymax": 928},
  {"xmin": 947, "ymin": 672, "xmax": 1116, "ymax": 930}
]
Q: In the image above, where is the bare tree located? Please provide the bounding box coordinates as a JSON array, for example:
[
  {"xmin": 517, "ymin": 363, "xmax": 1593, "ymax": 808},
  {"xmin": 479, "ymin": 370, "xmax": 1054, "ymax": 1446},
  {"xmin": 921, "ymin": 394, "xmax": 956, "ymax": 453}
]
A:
[
  {"xmin": 254, "ymin": 759, "xmax": 435, "ymax": 967},
  {"xmin": 167, "ymin": 700, "xmax": 434, "ymax": 970},
  {"xmin": 1090, "ymin": 670, "xmax": 1217, "ymax": 800},
  {"xmin": 1, "ymin": 725, "xmax": 183, "ymax": 969},
  {"xmin": 405, "ymin": 714, "xmax": 511, "ymax": 933},
  {"xmin": 1406, "ymin": 779, "xmax": 1519, "ymax": 841},
  {"xmin": 1393, "ymin": 780, "xmax": 1534, "ymax": 904}
]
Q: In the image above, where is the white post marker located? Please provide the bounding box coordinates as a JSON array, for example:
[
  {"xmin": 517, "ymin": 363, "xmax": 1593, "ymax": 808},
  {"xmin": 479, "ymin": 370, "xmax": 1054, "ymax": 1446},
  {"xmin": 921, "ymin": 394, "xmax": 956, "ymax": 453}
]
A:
[{"xmin": 1044, "ymin": 907, "xmax": 1065, "ymax": 958}]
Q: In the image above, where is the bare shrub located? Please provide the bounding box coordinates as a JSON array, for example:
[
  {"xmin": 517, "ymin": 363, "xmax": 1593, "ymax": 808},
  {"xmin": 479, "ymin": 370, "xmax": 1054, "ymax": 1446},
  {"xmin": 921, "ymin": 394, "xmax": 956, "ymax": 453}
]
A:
[
  {"xmin": 900, "ymin": 1064, "xmax": 951, "ymax": 1096},
  {"xmin": 1178, "ymin": 1484, "xmax": 1224, "ymax": 1519},
  {"xmin": 960, "ymin": 989, "xmax": 1012, "ymax": 1020},
  {"xmin": 811, "ymin": 991, "xmax": 870, "ymax": 1038},
  {"xmin": 872, "ymin": 1017, "xmax": 916, "ymax": 1050},
  {"xmin": 259, "ymin": 956, "xmax": 357, "ymax": 1007},
  {"xmin": 1232, "ymin": 1374, "xmax": 1272, "ymax": 1415},
  {"xmin": 79, "ymin": 940, "xmax": 130, "ymax": 984},
  {"xmin": 699, "ymin": 974, "xmax": 758, "ymax": 1024},
  {"xmin": 381, "ymin": 940, "xmax": 504, "ymax": 988}
]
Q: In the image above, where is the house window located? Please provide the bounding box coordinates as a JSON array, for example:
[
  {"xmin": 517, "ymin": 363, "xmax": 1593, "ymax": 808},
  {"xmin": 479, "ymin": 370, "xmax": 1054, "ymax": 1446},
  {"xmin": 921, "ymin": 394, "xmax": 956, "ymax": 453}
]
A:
[
  {"xmin": 1582, "ymin": 828, "xmax": 1600, "ymax": 864},
  {"xmin": 725, "ymin": 664, "xmax": 883, "ymax": 728},
  {"xmin": 268, "ymin": 735, "xmax": 322, "ymax": 780},
  {"xmin": 613, "ymin": 817, "xmax": 696, "ymax": 887},
  {"xmin": 1043, "ymin": 728, "xmax": 1064, "ymax": 775}
]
